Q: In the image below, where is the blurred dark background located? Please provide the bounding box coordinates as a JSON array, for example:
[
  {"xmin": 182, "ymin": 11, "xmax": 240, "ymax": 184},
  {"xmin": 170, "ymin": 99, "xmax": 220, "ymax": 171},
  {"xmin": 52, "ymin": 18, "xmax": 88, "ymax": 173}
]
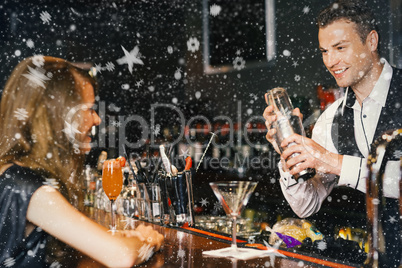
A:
[{"xmin": 0, "ymin": 0, "xmax": 401, "ymax": 240}]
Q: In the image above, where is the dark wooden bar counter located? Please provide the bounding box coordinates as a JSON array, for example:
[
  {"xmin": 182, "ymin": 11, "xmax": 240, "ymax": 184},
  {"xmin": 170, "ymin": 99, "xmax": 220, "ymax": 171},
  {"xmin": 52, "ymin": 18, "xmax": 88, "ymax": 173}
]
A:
[{"xmin": 77, "ymin": 207, "xmax": 360, "ymax": 268}]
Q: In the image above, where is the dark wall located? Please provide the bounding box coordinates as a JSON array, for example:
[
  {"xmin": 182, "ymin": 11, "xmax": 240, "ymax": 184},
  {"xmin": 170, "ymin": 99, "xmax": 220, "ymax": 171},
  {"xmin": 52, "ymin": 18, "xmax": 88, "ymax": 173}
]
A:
[
  {"xmin": 0, "ymin": 0, "xmax": 395, "ymax": 151},
  {"xmin": 182, "ymin": 0, "xmax": 393, "ymax": 120},
  {"xmin": 0, "ymin": 0, "xmax": 397, "ymax": 238}
]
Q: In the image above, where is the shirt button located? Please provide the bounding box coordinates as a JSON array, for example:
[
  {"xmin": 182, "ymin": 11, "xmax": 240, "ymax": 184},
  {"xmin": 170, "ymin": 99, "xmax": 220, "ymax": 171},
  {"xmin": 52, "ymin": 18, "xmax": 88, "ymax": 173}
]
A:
[{"xmin": 363, "ymin": 115, "xmax": 367, "ymax": 118}]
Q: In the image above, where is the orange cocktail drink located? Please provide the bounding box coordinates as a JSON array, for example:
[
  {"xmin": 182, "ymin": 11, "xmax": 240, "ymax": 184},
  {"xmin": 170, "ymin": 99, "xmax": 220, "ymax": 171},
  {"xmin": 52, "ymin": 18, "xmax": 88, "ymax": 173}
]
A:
[
  {"xmin": 102, "ymin": 160, "xmax": 123, "ymax": 201},
  {"xmin": 102, "ymin": 157, "xmax": 125, "ymax": 232}
]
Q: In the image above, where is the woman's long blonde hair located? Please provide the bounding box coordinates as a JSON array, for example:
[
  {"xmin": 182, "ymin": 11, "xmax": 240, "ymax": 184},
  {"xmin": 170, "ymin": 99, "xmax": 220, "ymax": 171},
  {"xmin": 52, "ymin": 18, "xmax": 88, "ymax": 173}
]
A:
[{"xmin": 0, "ymin": 56, "xmax": 97, "ymax": 205}]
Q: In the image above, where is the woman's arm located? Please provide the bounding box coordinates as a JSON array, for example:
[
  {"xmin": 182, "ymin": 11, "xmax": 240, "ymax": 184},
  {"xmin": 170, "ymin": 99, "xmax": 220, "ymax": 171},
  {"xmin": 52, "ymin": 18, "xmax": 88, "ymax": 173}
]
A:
[{"xmin": 26, "ymin": 185, "xmax": 163, "ymax": 267}]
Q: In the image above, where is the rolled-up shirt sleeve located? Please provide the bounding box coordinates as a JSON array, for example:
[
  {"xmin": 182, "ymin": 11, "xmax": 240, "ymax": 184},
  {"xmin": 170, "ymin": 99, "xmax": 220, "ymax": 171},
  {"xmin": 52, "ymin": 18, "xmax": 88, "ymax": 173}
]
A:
[
  {"xmin": 278, "ymin": 162, "xmax": 338, "ymax": 218},
  {"xmin": 277, "ymin": 101, "xmax": 341, "ymax": 218},
  {"xmin": 277, "ymin": 83, "xmax": 400, "ymax": 217}
]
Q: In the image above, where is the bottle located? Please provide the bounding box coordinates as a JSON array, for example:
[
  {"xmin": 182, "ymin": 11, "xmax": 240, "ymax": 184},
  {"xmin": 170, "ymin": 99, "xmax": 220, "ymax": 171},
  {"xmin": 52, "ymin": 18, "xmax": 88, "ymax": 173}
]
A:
[
  {"xmin": 84, "ymin": 165, "xmax": 95, "ymax": 206},
  {"xmin": 94, "ymin": 151, "xmax": 107, "ymax": 209},
  {"xmin": 265, "ymin": 87, "xmax": 315, "ymax": 181},
  {"xmin": 97, "ymin": 151, "xmax": 107, "ymax": 175},
  {"xmin": 120, "ymin": 171, "xmax": 139, "ymax": 218}
]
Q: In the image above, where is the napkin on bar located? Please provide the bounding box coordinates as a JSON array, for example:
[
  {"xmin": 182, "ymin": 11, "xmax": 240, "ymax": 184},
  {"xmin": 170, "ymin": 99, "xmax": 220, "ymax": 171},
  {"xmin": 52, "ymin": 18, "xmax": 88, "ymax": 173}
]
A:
[{"xmin": 202, "ymin": 247, "xmax": 266, "ymax": 260}]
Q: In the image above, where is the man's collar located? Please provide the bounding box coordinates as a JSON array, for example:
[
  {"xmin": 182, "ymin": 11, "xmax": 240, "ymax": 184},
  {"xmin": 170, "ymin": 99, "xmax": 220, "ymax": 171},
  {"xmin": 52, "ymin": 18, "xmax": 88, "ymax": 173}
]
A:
[
  {"xmin": 341, "ymin": 59, "xmax": 392, "ymax": 114},
  {"xmin": 368, "ymin": 59, "xmax": 392, "ymax": 107}
]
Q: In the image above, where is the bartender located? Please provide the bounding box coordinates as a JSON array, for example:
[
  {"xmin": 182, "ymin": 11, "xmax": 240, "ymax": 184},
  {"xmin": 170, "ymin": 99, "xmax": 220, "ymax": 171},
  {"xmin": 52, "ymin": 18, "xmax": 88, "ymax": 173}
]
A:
[{"xmin": 263, "ymin": 0, "xmax": 401, "ymax": 219}]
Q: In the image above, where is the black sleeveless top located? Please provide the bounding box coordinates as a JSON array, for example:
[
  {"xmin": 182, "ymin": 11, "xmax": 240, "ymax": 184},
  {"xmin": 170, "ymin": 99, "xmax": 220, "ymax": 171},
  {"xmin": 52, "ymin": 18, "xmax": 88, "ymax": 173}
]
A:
[{"xmin": 0, "ymin": 165, "xmax": 49, "ymax": 267}]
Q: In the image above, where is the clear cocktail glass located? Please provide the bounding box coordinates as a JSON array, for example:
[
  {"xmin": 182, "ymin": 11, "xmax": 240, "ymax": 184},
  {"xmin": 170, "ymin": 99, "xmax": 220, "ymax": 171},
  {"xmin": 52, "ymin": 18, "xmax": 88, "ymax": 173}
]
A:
[
  {"xmin": 102, "ymin": 158, "xmax": 124, "ymax": 233},
  {"xmin": 203, "ymin": 181, "xmax": 259, "ymax": 259}
]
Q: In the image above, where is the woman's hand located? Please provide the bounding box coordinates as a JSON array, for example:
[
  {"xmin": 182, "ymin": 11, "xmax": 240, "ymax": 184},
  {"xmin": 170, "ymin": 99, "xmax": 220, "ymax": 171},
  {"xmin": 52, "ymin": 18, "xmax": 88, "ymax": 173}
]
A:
[
  {"xmin": 122, "ymin": 225, "xmax": 164, "ymax": 265},
  {"xmin": 280, "ymin": 134, "xmax": 343, "ymax": 176},
  {"xmin": 125, "ymin": 225, "xmax": 164, "ymax": 251}
]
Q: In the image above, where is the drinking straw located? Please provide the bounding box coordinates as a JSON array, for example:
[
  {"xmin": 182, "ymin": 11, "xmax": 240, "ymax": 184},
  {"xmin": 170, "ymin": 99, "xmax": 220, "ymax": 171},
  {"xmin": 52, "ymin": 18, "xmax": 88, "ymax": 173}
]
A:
[
  {"xmin": 196, "ymin": 132, "xmax": 216, "ymax": 172},
  {"xmin": 122, "ymin": 145, "xmax": 139, "ymax": 183}
]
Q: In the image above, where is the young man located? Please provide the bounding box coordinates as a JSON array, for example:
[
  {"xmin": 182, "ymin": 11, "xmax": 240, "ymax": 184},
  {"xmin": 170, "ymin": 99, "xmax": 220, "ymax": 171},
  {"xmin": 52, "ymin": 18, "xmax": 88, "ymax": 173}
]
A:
[
  {"xmin": 264, "ymin": 1, "xmax": 401, "ymax": 265},
  {"xmin": 264, "ymin": 0, "xmax": 401, "ymax": 218}
]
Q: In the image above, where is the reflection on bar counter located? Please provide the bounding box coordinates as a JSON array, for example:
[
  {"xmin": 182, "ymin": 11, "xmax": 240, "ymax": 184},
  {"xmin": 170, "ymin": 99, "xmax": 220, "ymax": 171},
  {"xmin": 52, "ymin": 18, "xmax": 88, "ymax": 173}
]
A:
[{"xmin": 83, "ymin": 127, "xmax": 401, "ymax": 267}]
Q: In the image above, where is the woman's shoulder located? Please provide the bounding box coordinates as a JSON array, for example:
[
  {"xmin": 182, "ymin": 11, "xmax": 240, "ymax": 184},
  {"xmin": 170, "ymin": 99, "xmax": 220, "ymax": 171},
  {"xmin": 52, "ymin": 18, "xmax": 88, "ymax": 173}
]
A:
[{"xmin": 0, "ymin": 165, "xmax": 47, "ymax": 193}]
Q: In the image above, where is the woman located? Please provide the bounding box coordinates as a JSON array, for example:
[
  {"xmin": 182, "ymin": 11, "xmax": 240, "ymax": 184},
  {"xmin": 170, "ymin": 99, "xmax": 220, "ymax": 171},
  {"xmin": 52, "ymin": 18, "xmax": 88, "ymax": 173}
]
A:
[{"xmin": 0, "ymin": 56, "xmax": 164, "ymax": 267}]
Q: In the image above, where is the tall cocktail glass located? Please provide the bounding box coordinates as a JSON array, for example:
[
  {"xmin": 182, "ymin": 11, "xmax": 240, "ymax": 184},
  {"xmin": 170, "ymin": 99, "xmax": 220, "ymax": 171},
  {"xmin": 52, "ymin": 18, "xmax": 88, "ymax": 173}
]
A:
[{"xmin": 102, "ymin": 159, "xmax": 124, "ymax": 233}]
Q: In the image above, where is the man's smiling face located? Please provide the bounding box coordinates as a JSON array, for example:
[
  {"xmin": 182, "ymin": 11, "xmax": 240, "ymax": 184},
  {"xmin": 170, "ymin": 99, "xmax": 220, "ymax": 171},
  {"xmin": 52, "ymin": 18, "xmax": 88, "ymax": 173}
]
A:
[{"xmin": 318, "ymin": 19, "xmax": 376, "ymax": 89}]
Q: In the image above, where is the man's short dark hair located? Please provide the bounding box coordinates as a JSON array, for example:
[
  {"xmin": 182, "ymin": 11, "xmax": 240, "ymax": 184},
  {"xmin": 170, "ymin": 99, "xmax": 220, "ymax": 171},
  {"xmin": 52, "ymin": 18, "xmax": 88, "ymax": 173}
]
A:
[{"xmin": 317, "ymin": 0, "xmax": 377, "ymax": 44}]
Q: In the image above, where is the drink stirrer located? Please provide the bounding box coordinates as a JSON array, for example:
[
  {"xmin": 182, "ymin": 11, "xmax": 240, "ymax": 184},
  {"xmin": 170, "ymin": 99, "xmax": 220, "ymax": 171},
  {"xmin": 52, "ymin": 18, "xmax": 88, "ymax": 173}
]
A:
[{"xmin": 196, "ymin": 132, "xmax": 216, "ymax": 172}]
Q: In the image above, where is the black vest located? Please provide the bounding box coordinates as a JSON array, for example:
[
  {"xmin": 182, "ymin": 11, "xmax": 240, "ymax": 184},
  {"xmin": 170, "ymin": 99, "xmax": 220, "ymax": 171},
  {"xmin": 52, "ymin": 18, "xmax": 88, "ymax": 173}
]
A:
[
  {"xmin": 331, "ymin": 67, "xmax": 402, "ymax": 157},
  {"xmin": 330, "ymin": 68, "xmax": 402, "ymax": 266}
]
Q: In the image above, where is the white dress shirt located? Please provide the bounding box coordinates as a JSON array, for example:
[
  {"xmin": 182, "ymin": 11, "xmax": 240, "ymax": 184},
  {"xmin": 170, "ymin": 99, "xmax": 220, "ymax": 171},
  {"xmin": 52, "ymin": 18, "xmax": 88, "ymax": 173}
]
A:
[{"xmin": 279, "ymin": 60, "xmax": 400, "ymax": 218}]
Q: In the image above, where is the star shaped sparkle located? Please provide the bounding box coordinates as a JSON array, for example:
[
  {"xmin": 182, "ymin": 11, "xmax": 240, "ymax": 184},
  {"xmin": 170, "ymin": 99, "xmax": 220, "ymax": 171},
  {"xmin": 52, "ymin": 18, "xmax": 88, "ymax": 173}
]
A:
[
  {"xmin": 389, "ymin": 216, "xmax": 398, "ymax": 224},
  {"xmin": 177, "ymin": 248, "xmax": 186, "ymax": 258},
  {"xmin": 263, "ymin": 240, "xmax": 286, "ymax": 267},
  {"xmin": 200, "ymin": 198, "xmax": 209, "ymax": 207},
  {"xmin": 116, "ymin": 45, "xmax": 144, "ymax": 74},
  {"xmin": 22, "ymin": 66, "xmax": 50, "ymax": 88},
  {"xmin": 179, "ymin": 148, "xmax": 190, "ymax": 158},
  {"xmin": 62, "ymin": 121, "xmax": 82, "ymax": 140},
  {"xmin": 302, "ymin": 6, "xmax": 310, "ymax": 14}
]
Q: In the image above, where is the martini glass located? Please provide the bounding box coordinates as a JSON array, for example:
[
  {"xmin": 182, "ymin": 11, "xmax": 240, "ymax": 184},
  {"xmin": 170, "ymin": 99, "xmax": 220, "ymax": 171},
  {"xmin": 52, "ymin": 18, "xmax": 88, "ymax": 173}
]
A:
[{"xmin": 203, "ymin": 181, "xmax": 259, "ymax": 259}]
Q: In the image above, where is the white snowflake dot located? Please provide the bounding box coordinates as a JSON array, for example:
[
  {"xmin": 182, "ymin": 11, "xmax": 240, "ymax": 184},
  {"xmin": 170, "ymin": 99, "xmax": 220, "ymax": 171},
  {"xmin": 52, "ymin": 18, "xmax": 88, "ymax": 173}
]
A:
[
  {"xmin": 210, "ymin": 4, "xmax": 222, "ymax": 16},
  {"xmin": 283, "ymin": 50, "xmax": 291, "ymax": 57},
  {"xmin": 167, "ymin": 46, "xmax": 173, "ymax": 54},
  {"xmin": 26, "ymin": 39, "xmax": 35, "ymax": 48},
  {"xmin": 174, "ymin": 71, "xmax": 182, "ymax": 80}
]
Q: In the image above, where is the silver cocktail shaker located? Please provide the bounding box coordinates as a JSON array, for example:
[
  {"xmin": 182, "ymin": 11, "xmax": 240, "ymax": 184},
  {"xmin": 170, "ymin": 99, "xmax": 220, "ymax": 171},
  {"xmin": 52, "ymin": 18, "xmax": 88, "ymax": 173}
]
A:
[{"xmin": 265, "ymin": 87, "xmax": 315, "ymax": 181}]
